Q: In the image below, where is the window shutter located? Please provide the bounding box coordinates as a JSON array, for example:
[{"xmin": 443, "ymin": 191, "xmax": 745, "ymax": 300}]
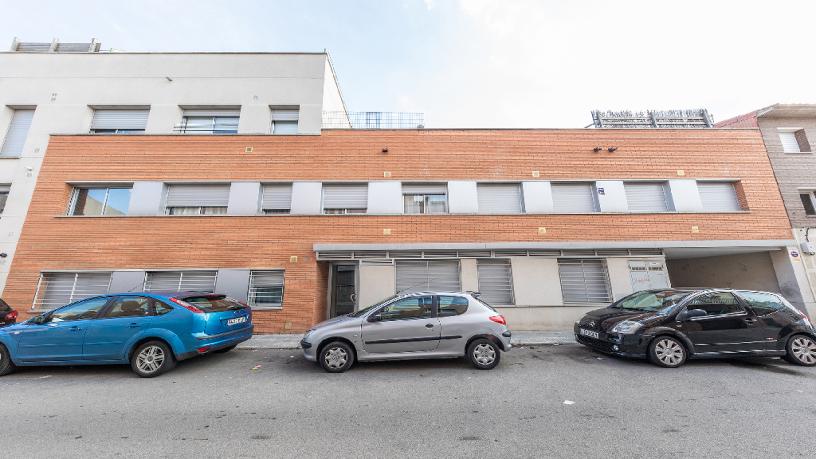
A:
[
  {"xmin": 477, "ymin": 260, "xmax": 514, "ymax": 305},
  {"xmin": 698, "ymin": 182, "xmax": 741, "ymax": 212},
  {"xmin": 144, "ymin": 271, "xmax": 217, "ymax": 292},
  {"xmin": 558, "ymin": 259, "xmax": 612, "ymax": 304},
  {"xmin": 91, "ymin": 109, "xmax": 149, "ymax": 130},
  {"xmin": 165, "ymin": 184, "xmax": 230, "ymax": 207},
  {"xmin": 35, "ymin": 272, "xmax": 112, "ymax": 310},
  {"xmin": 322, "ymin": 184, "xmax": 368, "ymax": 210},
  {"xmin": 182, "ymin": 109, "xmax": 241, "ymax": 117},
  {"xmin": 1, "ymin": 109, "xmax": 35, "ymax": 155},
  {"xmin": 271, "ymin": 108, "xmax": 299, "ymax": 134},
  {"xmin": 551, "ymin": 183, "xmax": 597, "ymax": 213},
  {"xmin": 261, "ymin": 184, "xmax": 292, "ymax": 212},
  {"xmin": 477, "ymin": 184, "xmax": 523, "ymax": 214},
  {"xmin": 396, "ymin": 260, "xmax": 461, "ymax": 293},
  {"xmin": 625, "ymin": 182, "xmax": 671, "ymax": 212},
  {"xmin": 779, "ymin": 132, "xmax": 801, "ymax": 153},
  {"xmin": 402, "ymin": 184, "xmax": 447, "ymax": 195},
  {"xmin": 271, "ymin": 109, "xmax": 299, "ymax": 121},
  {"xmin": 248, "ymin": 270, "xmax": 285, "ymax": 307}
]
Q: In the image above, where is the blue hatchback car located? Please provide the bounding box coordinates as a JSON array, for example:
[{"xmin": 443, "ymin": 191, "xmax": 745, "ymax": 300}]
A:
[{"xmin": 0, "ymin": 292, "xmax": 253, "ymax": 378}]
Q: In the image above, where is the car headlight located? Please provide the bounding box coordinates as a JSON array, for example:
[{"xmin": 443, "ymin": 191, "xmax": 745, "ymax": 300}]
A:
[
  {"xmin": 302, "ymin": 329, "xmax": 314, "ymax": 341},
  {"xmin": 611, "ymin": 320, "xmax": 643, "ymax": 334}
]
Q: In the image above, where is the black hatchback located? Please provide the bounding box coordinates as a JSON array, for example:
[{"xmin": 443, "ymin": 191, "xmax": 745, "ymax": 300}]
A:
[
  {"xmin": 0, "ymin": 299, "xmax": 17, "ymax": 327},
  {"xmin": 574, "ymin": 288, "xmax": 816, "ymax": 368}
]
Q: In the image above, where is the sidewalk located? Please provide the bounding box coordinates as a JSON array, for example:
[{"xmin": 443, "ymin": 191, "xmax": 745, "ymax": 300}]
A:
[{"xmin": 238, "ymin": 330, "xmax": 576, "ymax": 350}]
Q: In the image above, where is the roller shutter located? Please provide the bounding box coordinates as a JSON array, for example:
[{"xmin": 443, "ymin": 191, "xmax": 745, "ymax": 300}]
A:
[
  {"xmin": 477, "ymin": 183, "xmax": 523, "ymax": 214},
  {"xmin": 144, "ymin": 271, "xmax": 217, "ymax": 293},
  {"xmin": 322, "ymin": 184, "xmax": 368, "ymax": 212},
  {"xmin": 165, "ymin": 184, "xmax": 230, "ymax": 207},
  {"xmin": 551, "ymin": 182, "xmax": 598, "ymax": 213},
  {"xmin": 261, "ymin": 184, "xmax": 292, "ymax": 212},
  {"xmin": 625, "ymin": 182, "xmax": 671, "ymax": 212},
  {"xmin": 698, "ymin": 182, "xmax": 741, "ymax": 212},
  {"xmin": 396, "ymin": 260, "xmax": 460, "ymax": 293},
  {"xmin": 1, "ymin": 109, "xmax": 34, "ymax": 156},
  {"xmin": 91, "ymin": 109, "xmax": 149, "ymax": 131}
]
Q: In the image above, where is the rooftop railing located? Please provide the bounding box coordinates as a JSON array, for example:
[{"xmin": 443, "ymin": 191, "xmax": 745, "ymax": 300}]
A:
[{"xmin": 323, "ymin": 111, "xmax": 424, "ymax": 129}]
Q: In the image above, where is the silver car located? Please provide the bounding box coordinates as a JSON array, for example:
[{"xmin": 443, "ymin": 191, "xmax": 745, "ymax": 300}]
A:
[{"xmin": 301, "ymin": 292, "xmax": 512, "ymax": 372}]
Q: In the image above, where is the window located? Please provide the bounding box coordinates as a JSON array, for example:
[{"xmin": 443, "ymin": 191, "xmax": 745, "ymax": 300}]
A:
[
  {"xmin": 0, "ymin": 184, "xmax": 8, "ymax": 214},
  {"xmin": 403, "ymin": 183, "xmax": 448, "ymax": 214},
  {"xmin": 271, "ymin": 108, "xmax": 299, "ymax": 134},
  {"xmin": 698, "ymin": 182, "xmax": 742, "ymax": 212},
  {"xmin": 800, "ymin": 192, "xmax": 816, "ymax": 216},
  {"xmin": 70, "ymin": 186, "xmax": 131, "ymax": 216},
  {"xmin": 687, "ymin": 292, "xmax": 744, "ymax": 316},
  {"xmin": 376, "ymin": 296, "xmax": 434, "ymax": 321},
  {"xmin": 438, "ymin": 296, "xmax": 469, "ymax": 317},
  {"xmin": 557, "ymin": 259, "xmax": 612, "ymax": 304},
  {"xmin": 104, "ymin": 296, "xmax": 160, "ymax": 318},
  {"xmin": 143, "ymin": 270, "xmax": 218, "ymax": 293},
  {"xmin": 779, "ymin": 129, "xmax": 810, "ymax": 153},
  {"xmin": 49, "ymin": 297, "xmax": 110, "ymax": 322},
  {"xmin": 477, "ymin": 260, "xmax": 515, "ymax": 305},
  {"xmin": 260, "ymin": 184, "xmax": 292, "ymax": 214},
  {"xmin": 1, "ymin": 108, "xmax": 34, "ymax": 156},
  {"xmin": 624, "ymin": 182, "xmax": 673, "ymax": 212},
  {"xmin": 395, "ymin": 260, "xmax": 461, "ymax": 293},
  {"xmin": 90, "ymin": 109, "xmax": 149, "ymax": 134},
  {"xmin": 33, "ymin": 272, "xmax": 112, "ymax": 310},
  {"xmin": 551, "ymin": 182, "xmax": 598, "ymax": 213},
  {"xmin": 179, "ymin": 109, "xmax": 240, "ymax": 134},
  {"xmin": 248, "ymin": 270, "xmax": 284, "ymax": 308},
  {"xmin": 322, "ymin": 184, "xmax": 368, "ymax": 214},
  {"xmin": 738, "ymin": 291, "xmax": 786, "ymax": 316},
  {"xmin": 164, "ymin": 184, "xmax": 230, "ymax": 215},
  {"xmin": 477, "ymin": 183, "xmax": 523, "ymax": 214}
]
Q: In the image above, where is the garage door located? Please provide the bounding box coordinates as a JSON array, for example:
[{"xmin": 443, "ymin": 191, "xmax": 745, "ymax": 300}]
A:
[{"xmin": 396, "ymin": 260, "xmax": 461, "ymax": 293}]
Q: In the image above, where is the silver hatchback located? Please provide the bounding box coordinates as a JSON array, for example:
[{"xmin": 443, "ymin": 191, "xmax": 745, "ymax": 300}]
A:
[{"xmin": 301, "ymin": 292, "xmax": 512, "ymax": 372}]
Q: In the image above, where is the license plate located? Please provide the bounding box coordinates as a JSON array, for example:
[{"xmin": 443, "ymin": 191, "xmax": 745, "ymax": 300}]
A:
[
  {"xmin": 579, "ymin": 328, "xmax": 599, "ymax": 339},
  {"xmin": 226, "ymin": 316, "xmax": 247, "ymax": 326}
]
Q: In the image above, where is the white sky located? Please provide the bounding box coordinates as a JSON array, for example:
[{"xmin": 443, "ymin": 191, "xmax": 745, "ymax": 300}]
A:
[{"xmin": 1, "ymin": 0, "xmax": 815, "ymax": 127}]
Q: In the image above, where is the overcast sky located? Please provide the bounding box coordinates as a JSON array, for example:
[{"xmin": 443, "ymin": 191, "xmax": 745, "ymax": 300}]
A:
[{"xmin": 2, "ymin": 0, "xmax": 815, "ymax": 127}]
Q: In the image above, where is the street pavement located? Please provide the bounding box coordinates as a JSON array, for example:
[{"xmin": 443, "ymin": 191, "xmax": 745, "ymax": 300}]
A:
[{"xmin": 1, "ymin": 344, "xmax": 815, "ymax": 458}]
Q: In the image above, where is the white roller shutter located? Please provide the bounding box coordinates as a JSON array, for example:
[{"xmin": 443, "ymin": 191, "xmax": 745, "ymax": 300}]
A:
[
  {"xmin": 477, "ymin": 260, "xmax": 514, "ymax": 305},
  {"xmin": 477, "ymin": 184, "xmax": 523, "ymax": 214},
  {"xmin": 35, "ymin": 272, "xmax": 112, "ymax": 310},
  {"xmin": 402, "ymin": 184, "xmax": 447, "ymax": 195},
  {"xmin": 698, "ymin": 182, "xmax": 741, "ymax": 212},
  {"xmin": 1, "ymin": 109, "xmax": 34, "ymax": 156},
  {"xmin": 558, "ymin": 259, "xmax": 612, "ymax": 304},
  {"xmin": 165, "ymin": 184, "xmax": 230, "ymax": 207},
  {"xmin": 182, "ymin": 109, "xmax": 241, "ymax": 117},
  {"xmin": 271, "ymin": 109, "xmax": 299, "ymax": 121},
  {"xmin": 144, "ymin": 271, "xmax": 217, "ymax": 293},
  {"xmin": 396, "ymin": 260, "xmax": 460, "ymax": 293},
  {"xmin": 551, "ymin": 183, "xmax": 598, "ymax": 213},
  {"xmin": 625, "ymin": 182, "xmax": 671, "ymax": 212},
  {"xmin": 779, "ymin": 132, "xmax": 801, "ymax": 153},
  {"xmin": 322, "ymin": 184, "xmax": 368, "ymax": 211},
  {"xmin": 91, "ymin": 109, "xmax": 149, "ymax": 131},
  {"xmin": 261, "ymin": 184, "xmax": 292, "ymax": 212}
]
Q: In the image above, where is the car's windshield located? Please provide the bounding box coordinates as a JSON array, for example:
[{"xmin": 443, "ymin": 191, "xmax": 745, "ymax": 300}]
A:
[
  {"xmin": 611, "ymin": 290, "xmax": 692, "ymax": 314},
  {"xmin": 349, "ymin": 294, "xmax": 399, "ymax": 317},
  {"xmin": 182, "ymin": 295, "xmax": 245, "ymax": 312}
]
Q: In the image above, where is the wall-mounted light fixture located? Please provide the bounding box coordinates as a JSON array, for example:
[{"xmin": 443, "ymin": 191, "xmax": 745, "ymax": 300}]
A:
[{"xmin": 607, "ymin": 146, "xmax": 618, "ymax": 153}]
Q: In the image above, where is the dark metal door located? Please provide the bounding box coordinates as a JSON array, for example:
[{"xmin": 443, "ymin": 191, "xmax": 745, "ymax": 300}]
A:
[{"xmin": 332, "ymin": 265, "xmax": 357, "ymax": 317}]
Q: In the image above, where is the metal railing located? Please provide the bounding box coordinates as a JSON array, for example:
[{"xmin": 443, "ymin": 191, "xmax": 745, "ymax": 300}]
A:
[{"xmin": 322, "ymin": 111, "xmax": 424, "ymax": 129}]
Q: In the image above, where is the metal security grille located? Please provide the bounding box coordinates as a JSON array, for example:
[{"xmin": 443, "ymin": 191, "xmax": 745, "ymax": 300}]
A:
[
  {"xmin": 144, "ymin": 271, "xmax": 217, "ymax": 293},
  {"xmin": 625, "ymin": 182, "xmax": 672, "ymax": 212},
  {"xmin": 477, "ymin": 183, "xmax": 523, "ymax": 214},
  {"xmin": 165, "ymin": 184, "xmax": 230, "ymax": 208},
  {"xmin": 248, "ymin": 270, "xmax": 285, "ymax": 308},
  {"xmin": 261, "ymin": 184, "xmax": 292, "ymax": 213},
  {"xmin": 698, "ymin": 182, "xmax": 741, "ymax": 212},
  {"xmin": 90, "ymin": 109, "xmax": 149, "ymax": 132},
  {"xmin": 477, "ymin": 260, "xmax": 514, "ymax": 305},
  {"xmin": 557, "ymin": 259, "xmax": 612, "ymax": 304},
  {"xmin": 395, "ymin": 260, "xmax": 460, "ymax": 293},
  {"xmin": 33, "ymin": 272, "xmax": 112, "ymax": 310},
  {"xmin": 322, "ymin": 184, "xmax": 368, "ymax": 213},
  {"xmin": 1, "ymin": 109, "xmax": 35, "ymax": 156},
  {"xmin": 551, "ymin": 182, "xmax": 598, "ymax": 213}
]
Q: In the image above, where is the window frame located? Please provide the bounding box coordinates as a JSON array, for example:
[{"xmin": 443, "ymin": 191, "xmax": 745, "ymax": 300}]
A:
[
  {"xmin": 683, "ymin": 291, "xmax": 747, "ymax": 319},
  {"xmin": 624, "ymin": 181, "xmax": 674, "ymax": 213},
  {"xmin": 68, "ymin": 185, "xmax": 133, "ymax": 216},
  {"xmin": 370, "ymin": 295, "xmax": 436, "ymax": 322},
  {"xmin": 800, "ymin": 190, "xmax": 816, "ymax": 216},
  {"xmin": 476, "ymin": 182, "xmax": 525, "ymax": 214},
  {"xmin": 476, "ymin": 259, "xmax": 515, "ymax": 305},
  {"xmin": 551, "ymin": 181, "xmax": 600, "ymax": 213},
  {"xmin": 143, "ymin": 270, "xmax": 218, "ymax": 293},
  {"xmin": 437, "ymin": 295, "xmax": 469, "ymax": 317},
  {"xmin": 321, "ymin": 183, "xmax": 369, "ymax": 215},
  {"xmin": 557, "ymin": 258, "xmax": 613, "ymax": 305},
  {"xmin": 32, "ymin": 271, "xmax": 113, "ymax": 311},
  {"xmin": 778, "ymin": 128, "xmax": 811, "ymax": 154},
  {"xmin": 0, "ymin": 184, "xmax": 9, "ymax": 214},
  {"xmin": 247, "ymin": 270, "xmax": 285, "ymax": 309},
  {"xmin": 402, "ymin": 184, "xmax": 449, "ymax": 214},
  {"xmin": 46, "ymin": 296, "xmax": 112, "ymax": 323}
]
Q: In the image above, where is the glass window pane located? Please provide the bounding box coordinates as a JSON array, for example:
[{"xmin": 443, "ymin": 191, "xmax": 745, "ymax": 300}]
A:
[
  {"xmin": 201, "ymin": 206, "xmax": 228, "ymax": 215},
  {"xmin": 50, "ymin": 297, "xmax": 109, "ymax": 322},
  {"xmin": 0, "ymin": 191, "xmax": 8, "ymax": 214},
  {"xmin": 106, "ymin": 297, "xmax": 153, "ymax": 318},
  {"xmin": 168, "ymin": 206, "xmax": 201, "ymax": 215},
  {"xmin": 438, "ymin": 296, "xmax": 469, "ymax": 317},
  {"xmin": 103, "ymin": 188, "xmax": 131, "ymax": 215},
  {"xmin": 73, "ymin": 188, "xmax": 107, "ymax": 216},
  {"xmin": 688, "ymin": 293, "xmax": 744, "ymax": 315},
  {"xmin": 379, "ymin": 296, "xmax": 433, "ymax": 321},
  {"xmin": 426, "ymin": 194, "xmax": 448, "ymax": 213},
  {"xmin": 738, "ymin": 291, "xmax": 785, "ymax": 316},
  {"xmin": 214, "ymin": 116, "xmax": 239, "ymax": 134}
]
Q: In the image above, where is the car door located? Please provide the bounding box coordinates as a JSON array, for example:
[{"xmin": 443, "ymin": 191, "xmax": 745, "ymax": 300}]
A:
[
  {"xmin": 15, "ymin": 297, "xmax": 110, "ymax": 362},
  {"xmin": 735, "ymin": 291, "xmax": 792, "ymax": 351},
  {"xmin": 83, "ymin": 296, "xmax": 166, "ymax": 361},
  {"xmin": 679, "ymin": 292, "xmax": 764, "ymax": 354},
  {"xmin": 361, "ymin": 295, "xmax": 441, "ymax": 354},
  {"xmin": 435, "ymin": 295, "xmax": 472, "ymax": 353}
]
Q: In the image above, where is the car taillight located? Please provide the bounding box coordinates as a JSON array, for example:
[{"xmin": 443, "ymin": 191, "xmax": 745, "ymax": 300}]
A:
[
  {"xmin": 170, "ymin": 297, "xmax": 204, "ymax": 314},
  {"xmin": 489, "ymin": 315, "xmax": 506, "ymax": 325},
  {"xmin": 7, "ymin": 310, "xmax": 17, "ymax": 321}
]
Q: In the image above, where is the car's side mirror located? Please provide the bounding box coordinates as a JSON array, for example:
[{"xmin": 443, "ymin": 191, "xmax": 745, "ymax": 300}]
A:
[{"xmin": 677, "ymin": 309, "xmax": 707, "ymax": 321}]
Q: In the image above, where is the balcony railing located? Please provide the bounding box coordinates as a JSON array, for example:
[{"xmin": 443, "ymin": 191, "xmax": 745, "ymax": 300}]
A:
[{"xmin": 323, "ymin": 111, "xmax": 424, "ymax": 129}]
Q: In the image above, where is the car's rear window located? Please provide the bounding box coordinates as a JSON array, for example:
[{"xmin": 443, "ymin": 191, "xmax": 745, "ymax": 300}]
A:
[
  {"xmin": 0, "ymin": 299, "xmax": 10, "ymax": 312},
  {"xmin": 181, "ymin": 295, "xmax": 245, "ymax": 312}
]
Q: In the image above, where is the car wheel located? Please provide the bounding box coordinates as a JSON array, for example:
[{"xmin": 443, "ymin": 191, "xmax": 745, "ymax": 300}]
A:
[
  {"xmin": 131, "ymin": 341, "xmax": 176, "ymax": 378},
  {"xmin": 0, "ymin": 344, "xmax": 15, "ymax": 376},
  {"xmin": 319, "ymin": 341, "xmax": 355, "ymax": 373},
  {"xmin": 649, "ymin": 336, "xmax": 687, "ymax": 368},
  {"xmin": 213, "ymin": 345, "xmax": 238, "ymax": 354},
  {"xmin": 786, "ymin": 334, "xmax": 816, "ymax": 366},
  {"xmin": 467, "ymin": 338, "xmax": 501, "ymax": 370}
]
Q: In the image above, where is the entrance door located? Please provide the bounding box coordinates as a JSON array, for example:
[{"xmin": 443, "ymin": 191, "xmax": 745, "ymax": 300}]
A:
[{"xmin": 331, "ymin": 264, "xmax": 357, "ymax": 317}]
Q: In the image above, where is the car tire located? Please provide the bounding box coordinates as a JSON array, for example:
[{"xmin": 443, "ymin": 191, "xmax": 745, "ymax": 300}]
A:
[
  {"xmin": 0, "ymin": 343, "xmax": 15, "ymax": 376},
  {"xmin": 213, "ymin": 345, "xmax": 238, "ymax": 354},
  {"xmin": 467, "ymin": 338, "xmax": 501, "ymax": 370},
  {"xmin": 131, "ymin": 341, "xmax": 176, "ymax": 378},
  {"xmin": 785, "ymin": 334, "xmax": 816, "ymax": 366},
  {"xmin": 649, "ymin": 336, "xmax": 687, "ymax": 368},
  {"xmin": 319, "ymin": 341, "xmax": 355, "ymax": 373}
]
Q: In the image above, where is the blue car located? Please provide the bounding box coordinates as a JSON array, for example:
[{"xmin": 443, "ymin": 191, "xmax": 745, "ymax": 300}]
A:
[{"xmin": 0, "ymin": 292, "xmax": 253, "ymax": 378}]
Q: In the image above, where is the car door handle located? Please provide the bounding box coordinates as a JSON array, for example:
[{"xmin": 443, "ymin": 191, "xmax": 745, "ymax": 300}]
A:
[
  {"xmin": 129, "ymin": 323, "xmax": 140, "ymax": 328},
  {"xmin": 744, "ymin": 318, "xmax": 758, "ymax": 324},
  {"xmin": 425, "ymin": 323, "xmax": 435, "ymax": 328},
  {"xmin": 69, "ymin": 326, "xmax": 82, "ymax": 332}
]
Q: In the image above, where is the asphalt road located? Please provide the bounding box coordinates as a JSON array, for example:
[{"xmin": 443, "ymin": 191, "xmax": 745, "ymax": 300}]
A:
[{"xmin": 2, "ymin": 345, "xmax": 815, "ymax": 458}]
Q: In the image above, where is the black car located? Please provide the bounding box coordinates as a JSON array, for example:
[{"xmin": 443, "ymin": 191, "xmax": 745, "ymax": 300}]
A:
[
  {"xmin": 0, "ymin": 299, "xmax": 17, "ymax": 327},
  {"xmin": 574, "ymin": 288, "xmax": 816, "ymax": 368}
]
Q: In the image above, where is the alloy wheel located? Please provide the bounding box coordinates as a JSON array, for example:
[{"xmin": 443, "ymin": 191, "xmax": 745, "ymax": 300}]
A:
[
  {"xmin": 136, "ymin": 345, "xmax": 166, "ymax": 374},
  {"xmin": 791, "ymin": 336, "xmax": 816, "ymax": 365},
  {"xmin": 654, "ymin": 338, "xmax": 684, "ymax": 366},
  {"xmin": 472, "ymin": 343, "xmax": 496, "ymax": 366},
  {"xmin": 324, "ymin": 347, "xmax": 348, "ymax": 370}
]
